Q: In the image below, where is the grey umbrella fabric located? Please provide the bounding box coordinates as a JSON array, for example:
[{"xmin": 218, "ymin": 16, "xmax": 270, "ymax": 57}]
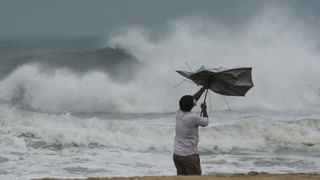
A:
[{"xmin": 176, "ymin": 66, "xmax": 253, "ymax": 96}]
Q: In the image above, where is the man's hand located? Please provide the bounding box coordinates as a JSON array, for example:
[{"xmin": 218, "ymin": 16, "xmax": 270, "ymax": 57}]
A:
[
  {"xmin": 201, "ymin": 103, "xmax": 208, "ymax": 118},
  {"xmin": 201, "ymin": 103, "xmax": 207, "ymax": 110}
]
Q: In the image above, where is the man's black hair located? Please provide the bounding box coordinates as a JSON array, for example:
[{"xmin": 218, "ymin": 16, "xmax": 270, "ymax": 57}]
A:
[{"xmin": 179, "ymin": 95, "xmax": 194, "ymax": 112}]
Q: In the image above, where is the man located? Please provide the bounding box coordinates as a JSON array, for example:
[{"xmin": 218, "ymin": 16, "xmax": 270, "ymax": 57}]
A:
[{"xmin": 173, "ymin": 86, "xmax": 209, "ymax": 175}]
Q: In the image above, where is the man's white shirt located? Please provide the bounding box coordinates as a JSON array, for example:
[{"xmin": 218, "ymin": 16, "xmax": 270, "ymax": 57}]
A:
[{"xmin": 174, "ymin": 110, "xmax": 209, "ymax": 156}]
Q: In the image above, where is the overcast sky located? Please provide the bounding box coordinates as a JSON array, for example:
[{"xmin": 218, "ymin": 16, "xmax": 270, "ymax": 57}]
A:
[{"xmin": 0, "ymin": 0, "xmax": 319, "ymax": 36}]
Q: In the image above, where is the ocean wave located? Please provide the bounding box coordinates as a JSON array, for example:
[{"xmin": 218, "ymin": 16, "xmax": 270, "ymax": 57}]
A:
[
  {"xmin": 0, "ymin": 64, "xmax": 150, "ymax": 113},
  {"xmin": 1, "ymin": 8, "xmax": 320, "ymax": 113},
  {"xmin": 1, "ymin": 106, "xmax": 319, "ymax": 154},
  {"xmin": 200, "ymin": 118, "xmax": 320, "ymax": 153}
]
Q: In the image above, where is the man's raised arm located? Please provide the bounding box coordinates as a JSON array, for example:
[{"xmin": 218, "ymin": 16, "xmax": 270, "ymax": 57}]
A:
[{"xmin": 193, "ymin": 86, "xmax": 207, "ymax": 101}]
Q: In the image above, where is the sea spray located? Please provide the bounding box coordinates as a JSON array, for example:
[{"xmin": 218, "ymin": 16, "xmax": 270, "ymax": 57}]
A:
[{"xmin": 107, "ymin": 8, "xmax": 320, "ymax": 112}]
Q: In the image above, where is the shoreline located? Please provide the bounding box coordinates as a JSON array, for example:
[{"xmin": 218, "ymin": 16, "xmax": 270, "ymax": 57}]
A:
[{"xmin": 35, "ymin": 173, "xmax": 320, "ymax": 180}]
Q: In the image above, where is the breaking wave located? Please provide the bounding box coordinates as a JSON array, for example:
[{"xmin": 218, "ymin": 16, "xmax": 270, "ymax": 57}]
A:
[
  {"xmin": 1, "ymin": 106, "xmax": 319, "ymax": 154},
  {"xmin": 0, "ymin": 7, "xmax": 320, "ymax": 113}
]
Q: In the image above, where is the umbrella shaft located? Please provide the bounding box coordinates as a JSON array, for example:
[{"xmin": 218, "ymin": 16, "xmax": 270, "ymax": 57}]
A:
[
  {"xmin": 200, "ymin": 88, "xmax": 209, "ymax": 117},
  {"xmin": 203, "ymin": 88, "xmax": 209, "ymax": 103}
]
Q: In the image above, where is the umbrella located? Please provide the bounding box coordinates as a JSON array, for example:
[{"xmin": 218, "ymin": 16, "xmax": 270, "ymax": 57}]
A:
[{"xmin": 176, "ymin": 66, "xmax": 253, "ymax": 111}]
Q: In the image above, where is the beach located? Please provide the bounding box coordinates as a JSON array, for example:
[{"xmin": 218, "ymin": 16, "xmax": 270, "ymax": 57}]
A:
[{"xmin": 36, "ymin": 173, "xmax": 320, "ymax": 180}]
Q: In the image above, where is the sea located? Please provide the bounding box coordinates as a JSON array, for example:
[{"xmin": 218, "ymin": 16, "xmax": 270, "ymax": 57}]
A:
[{"xmin": 0, "ymin": 31, "xmax": 320, "ymax": 180}]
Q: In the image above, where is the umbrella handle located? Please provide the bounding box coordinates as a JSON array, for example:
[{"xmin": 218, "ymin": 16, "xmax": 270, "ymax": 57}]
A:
[{"xmin": 200, "ymin": 88, "xmax": 209, "ymax": 117}]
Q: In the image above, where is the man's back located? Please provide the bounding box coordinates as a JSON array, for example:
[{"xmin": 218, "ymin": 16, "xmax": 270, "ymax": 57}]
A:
[{"xmin": 174, "ymin": 110, "xmax": 209, "ymax": 156}]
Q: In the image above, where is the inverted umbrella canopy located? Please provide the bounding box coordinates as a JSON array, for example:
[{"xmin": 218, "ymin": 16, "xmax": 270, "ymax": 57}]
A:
[{"xmin": 176, "ymin": 66, "xmax": 254, "ymax": 96}]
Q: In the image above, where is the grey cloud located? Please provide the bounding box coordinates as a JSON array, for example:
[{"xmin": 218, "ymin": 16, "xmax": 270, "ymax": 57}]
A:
[{"xmin": 0, "ymin": 0, "xmax": 319, "ymax": 36}]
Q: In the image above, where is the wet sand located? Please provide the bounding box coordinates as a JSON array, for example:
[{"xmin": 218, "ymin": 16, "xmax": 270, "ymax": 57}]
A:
[{"xmin": 36, "ymin": 173, "xmax": 320, "ymax": 180}]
